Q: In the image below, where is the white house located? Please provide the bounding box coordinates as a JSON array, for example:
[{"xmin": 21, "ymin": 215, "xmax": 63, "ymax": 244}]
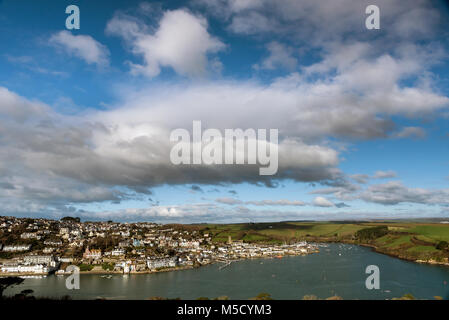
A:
[{"xmin": 3, "ymin": 244, "xmax": 32, "ymax": 252}]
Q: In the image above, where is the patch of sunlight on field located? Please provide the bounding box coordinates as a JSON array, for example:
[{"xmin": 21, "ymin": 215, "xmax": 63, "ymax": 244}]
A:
[
  {"xmin": 405, "ymin": 225, "xmax": 449, "ymax": 242},
  {"xmin": 242, "ymin": 234, "xmax": 270, "ymax": 242},
  {"xmin": 407, "ymin": 245, "xmax": 438, "ymax": 253},
  {"xmin": 375, "ymin": 235, "xmax": 392, "ymax": 245},
  {"xmin": 258, "ymin": 228, "xmax": 294, "ymax": 237},
  {"xmin": 383, "ymin": 235, "xmax": 412, "ymax": 248},
  {"xmin": 388, "ymin": 226, "xmax": 406, "ymax": 231},
  {"xmin": 415, "ymin": 234, "xmax": 437, "ymax": 244},
  {"xmin": 306, "ymin": 224, "xmax": 342, "ymax": 236},
  {"xmin": 338, "ymin": 224, "xmax": 366, "ymax": 235}
]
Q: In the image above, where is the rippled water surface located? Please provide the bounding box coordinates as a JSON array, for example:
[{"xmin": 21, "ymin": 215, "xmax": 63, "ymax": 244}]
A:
[{"xmin": 5, "ymin": 244, "xmax": 449, "ymax": 299}]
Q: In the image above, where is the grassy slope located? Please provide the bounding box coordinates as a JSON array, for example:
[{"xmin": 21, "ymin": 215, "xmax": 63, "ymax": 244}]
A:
[{"xmin": 196, "ymin": 221, "xmax": 449, "ymax": 263}]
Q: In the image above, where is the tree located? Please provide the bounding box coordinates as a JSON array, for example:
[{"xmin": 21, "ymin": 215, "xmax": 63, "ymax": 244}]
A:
[
  {"xmin": 355, "ymin": 226, "xmax": 388, "ymax": 241},
  {"xmin": 436, "ymin": 241, "xmax": 448, "ymax": 251},
  {"xmin": 102, "ymin": 262, "xmax": 114, "ymax": 271},
  {"xmin": 61, "ymin": 217, "xmax": 81, "ymax": 223}
]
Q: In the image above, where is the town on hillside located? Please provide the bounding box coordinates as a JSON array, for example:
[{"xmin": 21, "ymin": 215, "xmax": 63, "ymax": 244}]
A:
[{"xmin": 0, "ymin": 216, "xmax": 318, "ymax": 276}]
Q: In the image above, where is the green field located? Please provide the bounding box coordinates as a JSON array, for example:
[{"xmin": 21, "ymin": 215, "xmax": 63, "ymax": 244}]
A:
[
  {"xmin": 195, "ymin": 221, "xmax": 449, "ymax": 263},
  {"xmin": 202, "ymin": 221, "xmax": 368, "ymax": 243},
  {"xmin": 402, "ymin": 225, "xmax": 449, "ymax": 242}
]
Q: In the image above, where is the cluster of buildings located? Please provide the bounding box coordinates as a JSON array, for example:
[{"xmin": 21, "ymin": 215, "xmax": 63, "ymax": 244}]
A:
[
  {"xmin": 1, "ymin": 255, "xmax": 59, "ymax": 274},
  {"xmin": 0, "ymin": 216, "xmax": 318, "ymax": 276},
  {"xmin": 215, "ymin": 238, "xmax": 318, "ymax": 261}
]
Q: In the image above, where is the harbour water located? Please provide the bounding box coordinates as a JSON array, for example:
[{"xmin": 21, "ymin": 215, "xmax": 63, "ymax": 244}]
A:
[{"xmin": 4, "ymin": 244, "xmax": 449, "ymax": 300}]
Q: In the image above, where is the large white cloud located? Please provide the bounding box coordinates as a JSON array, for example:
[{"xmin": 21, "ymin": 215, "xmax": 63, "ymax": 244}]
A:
[
  {"xmin": 106, "ymin": 9, "xmax": 225, "ymax": 77},
  {"xmin": 0, "ymin": 83, "xmax": 343, "ymax": 218}
]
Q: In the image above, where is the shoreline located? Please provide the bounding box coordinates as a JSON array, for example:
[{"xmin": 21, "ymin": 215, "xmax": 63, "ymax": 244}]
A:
[
  {"xmin": 293, "ymin": 236, "xmax": 449, "ymax": 268},
  {"xmin": 2, "ymin": 243, "xmax": 447, "ymax": 278},
  {"xmin": 332, "ymin": 239, "xmax": 449, "ymax": 268},
  {"xmin": 0, "ymin": 272, "xmax": 49, "ymax": 277},
  {"xmin": 348, "ymin": 241, "xmax": 449, "ymax": 267},
  {"xmin": 78, "ymin": 265, "xmax": 197, "ymax": 275},
  {"xmin": 0, "ymin": 252, "xmax": 317, "ymax": 277},
  {"xmin": 67, "ymin": 253, "xmax": 316, "ymax": 276}
]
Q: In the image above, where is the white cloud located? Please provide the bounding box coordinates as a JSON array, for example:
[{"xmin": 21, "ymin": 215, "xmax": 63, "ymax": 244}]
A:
[
  {"xmin": 248, "ymin": 199, "xmax": 305, "ymax": 206},
  {"xmin": 198, "ymin": 0, "xmax": 443, "ymax": 44},
  {"xmin": 253, "ymin": 41, "xmax": 297, "ymax": 71},
  {"xmin": 49, "ymin": 31, "xmax": 110, "ymax": 66},
  {"xmin": 313, "ymin": 196, "xmax": 334, "ymax": 207},
  {"xmin": 373, "ymin": 171, "xmax": 397, "ymax": 179},
  {"xmin": 216, "ymin": 197, "xmax": 242, "ymax": 205},
  {"xmin": 106, "ymin": 9, "xmax": 225, "ymax": 77},
  {"xmin": 310, "ymin": 181, "xmax": 360, "ymax": 202},
  {"xmin": 4, "ymin": 54, "xmax": 68, "ymax": 77},
  {"xmin": 360, "ymin": 181, "xmax": 449, "ymax": 205},
  {"xmin": 228, "ymin": 11, "xmax": 277, "ymax": 34},
  {"xmin": 350, "ymin": 174, "xmax": 369, "ymax": 184},
  {"xmin": 0, "ymin": 87, "xmax": 50, "ymax": 122},
  {"xmin": 215, "ymin": 198, "xmax": 305, "ymax": 206},
  {"xmin": 393, "ymin": 127, "xmax": 426, "ymax": 139}
]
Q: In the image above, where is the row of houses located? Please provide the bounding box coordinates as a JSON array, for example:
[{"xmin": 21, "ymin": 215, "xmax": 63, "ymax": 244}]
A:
[
  {"xmin": 0, "ymin": 255, "xmax": 59, "ymax": 274},
  {"xmin": 1, "ymin": 263, "xmax": 52, "ymax": 274},
  {"xmin": 146, "ymin": 257, "xmax": 177, "ymax": 270},
  {"xmin": 2, "ymin": 244, "xmax": 32, "ymax": 252}
]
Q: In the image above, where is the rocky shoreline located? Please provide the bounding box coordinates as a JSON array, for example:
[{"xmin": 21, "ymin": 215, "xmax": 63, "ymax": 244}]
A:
[{"xmin": 348, "ymin": 241, "xmax": 449, "ymax": 268}]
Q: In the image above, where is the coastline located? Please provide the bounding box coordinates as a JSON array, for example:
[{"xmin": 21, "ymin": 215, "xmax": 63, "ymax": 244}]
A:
[
  {"xmin": 78, "ymin": 265, "xmax": 197, "ymax": 275},
  {"xmin": 70, "ymin": 253, "xmax": 316, "ymax": 276},
  {"xmin": 331, "ymin": 239, "xmax": 449, "ymax": 268},
  {"xmin": 349, "ymin": 241, "xmax": 449, "ymax": 267},
  {"xmin": 2, "ymin": 242, "xmax": 447, "ymax": 278},
  {"xmin": 1, "ymin": 252, "xmax": 317, "ymax": 277},
  {"xmin": 0, "ymin": 272, "xmax": 48, "ymax": 277}
]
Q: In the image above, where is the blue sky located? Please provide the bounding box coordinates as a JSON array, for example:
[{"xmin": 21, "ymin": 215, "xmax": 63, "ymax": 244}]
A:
[{"xmin": 1, "ymin": 0, "xmax": 449, "ymax": 223}]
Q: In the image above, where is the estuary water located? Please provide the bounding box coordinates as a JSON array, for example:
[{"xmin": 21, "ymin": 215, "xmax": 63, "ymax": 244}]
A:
[{"xmin": 5, "ymin": 244, "xmax": 449, "ymax": 300}]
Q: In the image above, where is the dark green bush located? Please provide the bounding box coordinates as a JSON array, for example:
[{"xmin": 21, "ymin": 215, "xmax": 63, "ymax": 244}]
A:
[
  {"xmin": 355, "ymin": 226, "xmax": 389, "ymax": 241},
  {"xmin": 436, "ymin": 241, "xmax": 448, "ymax": 250}
]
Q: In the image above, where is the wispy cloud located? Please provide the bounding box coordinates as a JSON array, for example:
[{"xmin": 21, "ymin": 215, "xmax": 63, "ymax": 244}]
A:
[
  {"xmin": 49, "ymin": 31, "xmax": 110, "ymax": 66},
  {"xmin": 373, "ymin": 170, "xmax": 397, "ymax": 179},
  {"xmin": 216, "ymin": 198, "xmax": 306, "ymax": 206}
]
